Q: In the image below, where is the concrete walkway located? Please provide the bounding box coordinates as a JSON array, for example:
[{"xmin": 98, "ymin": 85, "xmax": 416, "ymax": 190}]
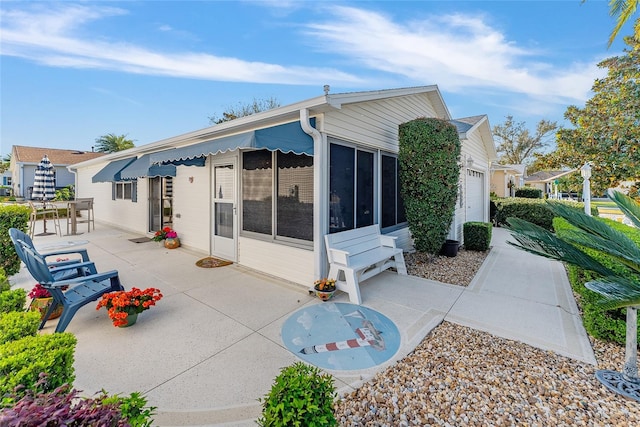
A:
[{"xmin": 8, "ymin": 222, "xmax": 595, "ymax": 426}]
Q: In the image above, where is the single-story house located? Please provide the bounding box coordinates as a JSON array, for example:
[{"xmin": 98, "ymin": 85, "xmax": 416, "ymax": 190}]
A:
[
  {"xmin": 525, "ymin": 169, "xmax": 578, "ymax": 198},
  {"xmin": 70, "ymin": 86, "xmax": 498, "ymax": 286},
  {"xmin": 490, "ymin": 163, "xmax": 527, "ymax": 197},
  {"xmin": 9, "ymin": 146, "xmax": 105, "ymax": 199}
]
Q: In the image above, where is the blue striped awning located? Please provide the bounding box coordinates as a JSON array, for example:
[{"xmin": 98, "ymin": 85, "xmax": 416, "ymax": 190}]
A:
[
  {"xmin": 119, "ymin": 154, "xmax": 176, "ymax": 179},
  {"xmin": 149, "ymin": 120, "xmax": 314, "ymax": 166},
  {"xmin": 92, "ymin": 157, "xmax": 137, "ymax": 183}
]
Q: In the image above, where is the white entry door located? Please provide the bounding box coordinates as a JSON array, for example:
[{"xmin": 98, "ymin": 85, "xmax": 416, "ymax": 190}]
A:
[{"xmin": 212, "ymin": 161, "xmax": 236, "ymax": 261}]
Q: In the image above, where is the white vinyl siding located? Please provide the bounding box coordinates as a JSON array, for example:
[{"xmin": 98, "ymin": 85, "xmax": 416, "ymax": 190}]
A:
[
  {"xmin": 238, "ymin": 236, "xmax": 315, "ymax": 286},
  {"xmin": 323, "ymin": 94, "xmax": 438, "ymax": 152}
]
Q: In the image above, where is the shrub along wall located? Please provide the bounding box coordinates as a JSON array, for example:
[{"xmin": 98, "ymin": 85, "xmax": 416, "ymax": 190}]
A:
[
  {"xmin": 463, "ymin": 222, "xmax": 492, "ymax": 251},
  {"xmin": 554, "ymin": 216, "xmax": 640, "ymax": 346},
  {"xmin": 399, "ymin": 117, "xmax": 461, "ymax": 254},
  {"xmin": 0, "ymin": 204, "xmax": 30, "ymax": 276}
]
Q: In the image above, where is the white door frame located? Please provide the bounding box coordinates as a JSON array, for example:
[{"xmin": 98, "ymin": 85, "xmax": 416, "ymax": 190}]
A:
[{"xmin": 211, "ymin": 156, "xmax": 238, "ymax": 262}]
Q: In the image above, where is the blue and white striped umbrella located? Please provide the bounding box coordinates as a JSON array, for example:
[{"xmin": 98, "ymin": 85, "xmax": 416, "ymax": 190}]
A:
[{"xmin": 32, "ymin": 155, "xmax": 56, "ymax": 201}]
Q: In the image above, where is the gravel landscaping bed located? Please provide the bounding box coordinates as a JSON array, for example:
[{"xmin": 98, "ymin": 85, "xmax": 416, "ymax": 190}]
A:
[{"xmin": 334, "ymin": 248, "xmax": 640, "ymax": 426}]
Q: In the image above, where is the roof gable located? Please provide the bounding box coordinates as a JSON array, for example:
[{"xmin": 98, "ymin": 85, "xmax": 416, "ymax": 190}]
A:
[
  {"xmin": 451, "ymin": 115, "xmax": 498, "ymax": 161},
  {"xmin": 12, "ymin": 146, "xmax": 105, "ymax": 165}
]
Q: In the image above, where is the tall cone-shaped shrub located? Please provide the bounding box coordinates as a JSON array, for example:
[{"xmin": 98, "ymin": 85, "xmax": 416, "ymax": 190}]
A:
[{"xmin": 399, "ymin": 118, "xmax": 461, "ymax": 254}]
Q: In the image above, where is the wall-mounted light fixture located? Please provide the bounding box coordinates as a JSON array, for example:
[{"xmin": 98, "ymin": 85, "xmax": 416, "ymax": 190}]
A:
[
  {"xmin": 466, "ymin": 156, "xmax": 474, "ymax": 167},
  {"xmin": 188, "ymin": 176, "xmax": 194, "ymax": 183}
]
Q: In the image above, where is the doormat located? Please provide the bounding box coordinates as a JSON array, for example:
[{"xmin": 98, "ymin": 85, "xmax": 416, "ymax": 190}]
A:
[
  {"xmin": 281, "ymin": 303, "xmax": 400, "ymax": 371},
  {"xmin": 195, "ymin": 257, "xmax": 233, "ymax": 268},
  {"xmin": 129, "ymin": 237, "xmax": 152, "ymax": 243}
]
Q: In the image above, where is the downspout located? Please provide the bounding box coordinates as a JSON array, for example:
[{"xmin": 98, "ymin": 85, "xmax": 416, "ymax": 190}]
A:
[
  {"xmin": 300, "ymin": 108, "xmax": 327, "ymax": 280},
  {"xmin": 66, "ymin": 165, "xmax": 78, "ymax": 197}
]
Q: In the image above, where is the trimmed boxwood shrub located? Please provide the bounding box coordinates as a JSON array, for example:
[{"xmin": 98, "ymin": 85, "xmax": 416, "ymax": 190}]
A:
[
  {"xmin": 514, "ymin": 187, "xmax": 542, "ymax": 198},
  {"xmin": 0, "ymin": 333, "xmax": 77, "ymax": 401},
  {"xmin": 555, "ymin": 216, "xmax": 640, "ymax": 346},
  {"xmin": 0, "ymin": 289, "xmax": 26, "ymax": 314},
  {"xmin": 0, "ymin": 311, "xmax": 40, "ymax": 345},
  {"xmin": 463, "ymin": 222, "xmax": 492, "ymax": 251},
  {"xmin": 399, "ymin": 118, "xmax": 461, "ymax": 254},
  {"xmin": 0, "ymin": 205, "xmax": 30, "ymax": 276}
]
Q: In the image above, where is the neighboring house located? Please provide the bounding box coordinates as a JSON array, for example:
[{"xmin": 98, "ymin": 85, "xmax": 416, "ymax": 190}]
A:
[
  {"xmin": 70, "ymin": 86, "xmax": 498, "ymax": 287},
  {"xmin": 525, "ymin": 169, "xmax": 578, "ymax": 198},
  {"xmin": 9, "ymin": 146, "xmax": 105, "ymax": 199},
  {"xmin": 1, "ymin": 170, "xmax": 11, "ymax": 196},
  {"xmin": 490, "ymin": 163, "xmax": 527, "ymax": 197}
]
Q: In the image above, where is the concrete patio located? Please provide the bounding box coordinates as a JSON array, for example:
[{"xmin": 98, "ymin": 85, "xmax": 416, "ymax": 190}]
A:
[{"xmin": 8, "ymin": 221, "xmax": 595, "ymax": 426}]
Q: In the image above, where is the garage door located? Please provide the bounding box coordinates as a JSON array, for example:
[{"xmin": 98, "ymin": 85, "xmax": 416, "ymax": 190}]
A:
[{"xmin": 466, "ymin": 169, "xmax": 485, "ymax": 222}]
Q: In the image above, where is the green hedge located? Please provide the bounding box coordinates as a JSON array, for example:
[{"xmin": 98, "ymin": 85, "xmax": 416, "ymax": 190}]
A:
[
  {"xmin": 0, "ymin": 204, "xmax": 30, "ymax": 276},
  {"xmin": 0, "ymin": 289, "xmax": 26, "ymax": 314},
  {"xmin": 0, "ymin": 267, "xmax": 10, "ymax": 293},
  {"xmin": 555, "ymin": 217, "xmax": 640, "ymax": 345},
  {"xmin": 514, "ymin": 187, "xmax": 542, "ymax": 199},
  {"xmin": 494, "ymin": 197, "xmax": 595, "ymax": 231},
  {"xmin": 0, "ymin": 311, "xmax": 40, "ymax": 345},
  {"xmin": 0, "ymin": 333, "xmax": 77, "ymax": 401},
  {"xmin": 463, "ymin": 222, "xmax": 492, "ymax": 251}
]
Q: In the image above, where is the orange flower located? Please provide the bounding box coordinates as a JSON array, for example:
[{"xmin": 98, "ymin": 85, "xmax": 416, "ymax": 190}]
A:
[{"xmin": 96, "ymin": 287, "xmax": 163, "ymax": 327}]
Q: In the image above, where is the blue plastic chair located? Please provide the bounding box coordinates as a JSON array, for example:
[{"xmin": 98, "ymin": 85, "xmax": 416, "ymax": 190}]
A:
[
  {"xmin": 16, "ymin": 239, "xmax": 124, "ymax": 332},
  {"xmin": 9, "ymin": 228, "xmax": 96, "ymax": 280}
]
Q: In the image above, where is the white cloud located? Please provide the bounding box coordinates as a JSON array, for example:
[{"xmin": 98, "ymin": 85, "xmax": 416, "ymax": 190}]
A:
[
  {"xmin": 0, "ymin": 4, "xmax": 362, "ymax": 85},
  {"xmin": 303, "ymin": 6, "xmax": 602, "ymax": 104}
]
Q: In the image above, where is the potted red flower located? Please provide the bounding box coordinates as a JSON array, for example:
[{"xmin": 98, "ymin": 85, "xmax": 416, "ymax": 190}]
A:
[
  {"xmin": 96, "ymin": 287, "xmax": 163, "ymax": 327},
  {"xmin": 28, "ymin": 283, "xmax": 63, "ymax": 321}
]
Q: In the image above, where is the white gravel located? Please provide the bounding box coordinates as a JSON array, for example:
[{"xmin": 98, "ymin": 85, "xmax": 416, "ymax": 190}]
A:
[{"xmin": 334, "ymin": 249, "xmax": 640, "ymax": 426}]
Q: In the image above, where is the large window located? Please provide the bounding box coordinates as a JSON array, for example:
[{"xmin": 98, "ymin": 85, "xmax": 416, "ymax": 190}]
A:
[
  {"xmin": 329, "ymin": 143, "xmax": 375, "ymax": 233},
  {"xmin": 277, "ymin": 151, "xmax": 314, "ymax": 241},
  {"xmin": 242, "ymin": 151, "xmax": 272, "ymax": 235},
  {"xmin": 242, "ymin": 150, "xmax": 313, "ymax": 243},
  {"xmin": 381, "ymin": 154, "xmax": 406, "ymax": 229}
]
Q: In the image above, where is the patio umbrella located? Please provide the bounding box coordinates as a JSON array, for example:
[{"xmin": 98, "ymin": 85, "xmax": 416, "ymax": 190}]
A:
[{"xmin": 32, "ymin": 155, "xmax": 56, "ymax": 235}]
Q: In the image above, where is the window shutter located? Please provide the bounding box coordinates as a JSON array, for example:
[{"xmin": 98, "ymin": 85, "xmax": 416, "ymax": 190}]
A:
[
  {"xmin": 112, "ymin": 183, "xmax": 116, "ymax": 200},
  {"xmin": 132, "ymin": 181, "xmax": 138, "ymax": 202}
]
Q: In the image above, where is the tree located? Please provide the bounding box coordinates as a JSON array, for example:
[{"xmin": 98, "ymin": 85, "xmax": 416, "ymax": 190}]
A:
[
  {"xmin": 492, "ymin": 115, "xmax": 557, "ymax": 166},
  {"xmin": 209, "ymin": 97, "xmax": 280, "ymax": 125},
  {"xmin": 0, "ymin": 154, "xmax": 11, "ymax": 173},
  {"xmin": 606, "ymin": 1, "xmax": 639, "ymax": 46},
  {"xmin": 94, "ymin": 134, "xmax": 135, "ymax": 153},
  {"xmin": 539, "ymin": 30, "xmax": 640, "ymax": 195},
  {"xmin": 508, "ymin": 190, "xmax": 640, "ymax": 401}
]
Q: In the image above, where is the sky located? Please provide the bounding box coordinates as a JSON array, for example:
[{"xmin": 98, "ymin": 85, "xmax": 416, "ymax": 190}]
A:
[{"xmin": 0, "ymin": 1, "xmax": 637, "ymax": 157}]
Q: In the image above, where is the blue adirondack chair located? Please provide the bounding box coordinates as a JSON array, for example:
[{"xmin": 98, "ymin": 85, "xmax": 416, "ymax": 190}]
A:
[
  {"xmin": 16, "ymin": 239, "xmax": 125, "ymax": 333},
  {"xmin": 9, "ymin": 228, "xmax": 96, "ymax": 280}
]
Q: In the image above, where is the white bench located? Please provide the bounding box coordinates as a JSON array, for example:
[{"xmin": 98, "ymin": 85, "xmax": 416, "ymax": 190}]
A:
[{"xmin": 324, "ymin": 224, "xmax": 407, "ymax": 305}]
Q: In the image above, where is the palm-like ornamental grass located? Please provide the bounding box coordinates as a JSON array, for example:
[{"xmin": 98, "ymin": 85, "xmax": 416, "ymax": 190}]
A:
[{"xmin": 507, "ymin": 190, "xmax": 640, "ymax": 401}]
